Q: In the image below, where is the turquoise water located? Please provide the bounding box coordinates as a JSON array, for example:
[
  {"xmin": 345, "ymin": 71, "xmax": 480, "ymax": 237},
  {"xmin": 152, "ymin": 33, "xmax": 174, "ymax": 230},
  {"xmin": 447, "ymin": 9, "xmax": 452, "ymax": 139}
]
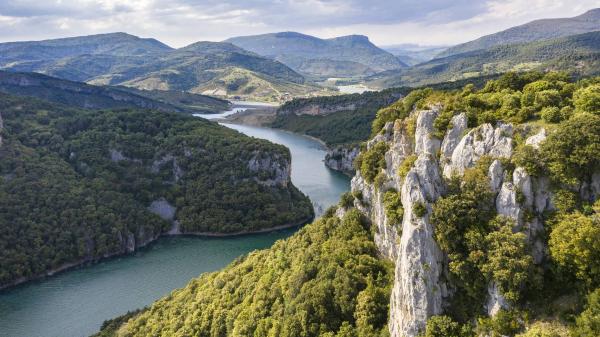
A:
[{"xmin": 0, "ymin": 122, "xmax": 350, "ymax": 337}]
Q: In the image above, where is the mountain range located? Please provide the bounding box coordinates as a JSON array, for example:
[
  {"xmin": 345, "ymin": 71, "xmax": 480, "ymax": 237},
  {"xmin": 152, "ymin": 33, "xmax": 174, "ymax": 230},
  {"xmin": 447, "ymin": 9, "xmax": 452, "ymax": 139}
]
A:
[
  {"xmin": 0, "ymin": 70, "xmax": 229, "ymax": 113},
  {"xmin": 439, "ymin": 8, "xmax": 600, "ymax": 57},
  {"xmin": 369, "ymin": 30, "xmax": 600, "ymax": 88},
  {"xmin": 225, "ymin": 32, "xmax": 406, "ymax": 78},
  {"xmin": 0, "ymin": 33, "xmax": 325, "ymax": 102}
]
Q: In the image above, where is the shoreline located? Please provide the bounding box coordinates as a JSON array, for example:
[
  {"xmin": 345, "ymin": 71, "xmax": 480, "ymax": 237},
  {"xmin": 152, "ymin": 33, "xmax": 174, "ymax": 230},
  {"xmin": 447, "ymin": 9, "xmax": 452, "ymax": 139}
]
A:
[{"xmin": 0, "ymin": 215, "xmax": 314, "ymax": 292}]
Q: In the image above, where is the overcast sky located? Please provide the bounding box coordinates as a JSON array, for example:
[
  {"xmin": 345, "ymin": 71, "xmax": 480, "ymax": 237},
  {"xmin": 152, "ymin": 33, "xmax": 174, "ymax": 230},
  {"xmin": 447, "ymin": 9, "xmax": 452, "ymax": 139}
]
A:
[{"xmin": 0, "ymin": 0, "xmax": 597, "ymax": 48}]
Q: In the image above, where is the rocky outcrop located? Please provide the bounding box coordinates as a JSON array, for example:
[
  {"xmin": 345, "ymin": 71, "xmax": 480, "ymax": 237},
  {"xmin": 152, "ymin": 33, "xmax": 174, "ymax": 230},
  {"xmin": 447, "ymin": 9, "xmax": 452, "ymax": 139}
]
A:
[
  {"xmin": 443, "ymin": 122, "xmax": 513, "ymax": 178},
  {"xmin": 151, "ymin": 154, "xmax": 184, "ymax": 182},
  {"xmin": 350, "ymin": 107, "xmax": 570, "ymax": 336},
  {"xmin": 324, "ymin": 146, "xmax": 359, "ymax": 175},
  {"xmin": 248, "ymin": 152, "xmax": 291, "ymax": 187}
]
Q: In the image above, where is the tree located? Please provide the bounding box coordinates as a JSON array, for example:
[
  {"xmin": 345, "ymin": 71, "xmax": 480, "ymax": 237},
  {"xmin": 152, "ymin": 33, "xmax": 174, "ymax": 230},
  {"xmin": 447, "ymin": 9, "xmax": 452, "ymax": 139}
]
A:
[
  {"xmin": 549, "ymin": 207, "xmax": 600, "ymax": 289},
  {"xmin": 573, "ymin": 288, "xmax": 600, "ymax": 337},
  {"xmin": 482, "ymin": 217, "xmax": 533, "ymax": 303},
  {"xmin": 574, "ymin": 84, "xmax": 600, "ymax": 115}
]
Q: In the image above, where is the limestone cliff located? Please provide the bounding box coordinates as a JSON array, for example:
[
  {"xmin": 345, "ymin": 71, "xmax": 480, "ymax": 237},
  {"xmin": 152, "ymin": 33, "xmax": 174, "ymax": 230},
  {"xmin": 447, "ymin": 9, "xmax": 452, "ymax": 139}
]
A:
[
  {"xmin": 324, "ymin": 145, "xmax": 359, "ymax": 175},
  {"xmin": 350, "ymin": 108, "xmax": 600, "ymax": 336}
]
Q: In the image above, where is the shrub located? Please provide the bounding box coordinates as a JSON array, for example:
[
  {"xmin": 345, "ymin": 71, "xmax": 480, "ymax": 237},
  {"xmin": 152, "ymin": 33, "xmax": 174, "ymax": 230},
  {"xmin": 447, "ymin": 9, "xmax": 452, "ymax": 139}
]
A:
[
  {"xmin": 359, "ymin": 142, "xmax": 389, "ymax": 183},
  {"xmin": 540, "ymin": 113, "xmax": 600, "ymax": 185},
  {"xmin": 398, "ymin": 155, "xmax": 417, "ymax": 179},
  {"xmin": 540, "ymin": 107, "xmax": 561, "ymax": 123},
  {"xmin": 339, "ymin": 192, "xmax": 355, "ymax": 208},
  {"xmin": 383, "ymin": 190, "xmax": 403, "ymax": 225},
  {"xmin": 424, "ymin": 315, "xmax": 472, "ymax": 337},
  {"xmin": 549, "ymin": 206, "xmax": 600, "ymax": 289},
  {"xmin": 572, "ymin": 288, "xmax": 600, "ymax": 337},
  {"xmin": 413, "ymin": 202, "xmax": 427, "ymax": 217},
  {"xmin": 573, "ymin": 84, "xmax": 600, "ymax": 115}
]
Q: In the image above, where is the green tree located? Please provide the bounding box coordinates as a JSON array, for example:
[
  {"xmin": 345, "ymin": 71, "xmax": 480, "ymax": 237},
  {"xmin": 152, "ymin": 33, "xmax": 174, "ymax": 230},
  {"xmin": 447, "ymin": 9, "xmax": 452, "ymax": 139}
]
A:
[
  {"xmin": 574, "ymin": 84, "xmax": 600, "ymax": 115},
  {"xmin": 549, "ymin": 206, "xmax": 600, "ymax": 288}
]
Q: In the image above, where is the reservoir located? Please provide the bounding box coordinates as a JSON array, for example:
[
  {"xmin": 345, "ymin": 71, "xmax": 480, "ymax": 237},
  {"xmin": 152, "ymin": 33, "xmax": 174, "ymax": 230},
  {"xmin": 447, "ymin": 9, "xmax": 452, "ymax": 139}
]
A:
[{"xmin": 0, "ymin": 113, "xmax": 351, "ymax": 337}]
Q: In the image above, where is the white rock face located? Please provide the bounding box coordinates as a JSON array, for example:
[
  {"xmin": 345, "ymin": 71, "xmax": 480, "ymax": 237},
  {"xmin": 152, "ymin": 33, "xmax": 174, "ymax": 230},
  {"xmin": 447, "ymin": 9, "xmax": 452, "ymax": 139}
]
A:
[
  {"xmin": 525, "ymin": 128, "xmax": 546, "ymax": 149},
  {"xmin": 325, "ymin": 146, "xmax": 359, "ymax": 174},
  {"xmin": 248, "ymin": 152, "xmax": 291, "ymax": 187},
  {"xmin": 110, "ymin": 149, "xmax": 127, "ymax": 162},
  {"xmin": 152, "ymin": 154, "xmax": 184, "ymax": 182},
  {"xmin": 414, "ymin": 109, "xmax": 441, "ymax": 156},
  {"xmin": 488, "ymin": 160, "xmax": 504, "ymax": 193},
  {"xmin": 443, "ymin": 123, "xmax": 513, "ymax": 178},
  {"xmin": 390, "ymin": 156, "xmax": 444, "ymax": 337},
  {"xmin": 148, "ymin": 198, "xmax": 177, "ymax": 222},
  {"xmin": 486, "ymin": 282, "xmax": 510, "ymax": 316},
  {"xmin": 440, "ymin": 113, "xmax": 467, "ymax": 162},
  {"xmin": 351, "ymin": 110, "xmax": 563, "ymax": 334}
]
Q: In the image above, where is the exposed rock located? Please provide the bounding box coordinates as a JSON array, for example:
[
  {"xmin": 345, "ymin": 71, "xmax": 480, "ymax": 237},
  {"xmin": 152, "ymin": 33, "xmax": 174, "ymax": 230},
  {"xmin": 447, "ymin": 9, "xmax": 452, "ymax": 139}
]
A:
[
  {"xmin": 513, "ymin": 167, "xmax": 533, "ymax": 208},
  {"xmin": 486, "ymin": 282, "xmax": 510, "ymax": 316},
  {"xmin": 386, "ymin": 119, "xmax": 414, "ymax": 182},
  {"xmin": 109, "ymin": 149, "xmax": 127, "ymax": 162},
  {"xmin": 525, "ymin": 128, "xmax": 546, "ymax": 149},
  {"xmin": 414, "ymin": 109, "xmax": 441, "ymax": 156},
  {"xmin": 390, "ymin": 156, "xmax": 444, "ymax": 337},
  {"xmin": 443, "ymin": 123, "xmax": 513, "ymax": 178},
  {"xmin": 440, "ymin": 112, "xmax": 467, "ymax": 162},
  {"xmin": 488, "ymin": 160, "xmax": 504, "ymax": 193},
  {"xmin": 496, "ymin": 181, "xmax": 521, "ymax": 225},
  {"xmin": 109, "ymin": 148, "xmax": 141, "ymax": 163},
  {"xmin": 351, "ymin": 173, "xmax": 400, "ymax": 261},
  {"xmin": 325, "ymin": 145, "xmax": 359, "ymax": 174},
  {"xmin": 248, "ymin": 152, "xmax": 290, "ymax": 187},
  {"xmin": 148, "ymin": 198, "xmax": 177, "ymax": 222},
  {"xmin": 151, "ymin": 154, "xmax": 184, "ymax": 182}
]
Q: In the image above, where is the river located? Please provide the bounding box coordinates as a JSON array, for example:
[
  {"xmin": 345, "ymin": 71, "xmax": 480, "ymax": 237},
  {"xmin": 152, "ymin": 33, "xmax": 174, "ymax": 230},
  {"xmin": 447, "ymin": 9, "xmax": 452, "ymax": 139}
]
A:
[{"xmin": 0, "ymin": 108, "xmax": 351, "ymax": 337}]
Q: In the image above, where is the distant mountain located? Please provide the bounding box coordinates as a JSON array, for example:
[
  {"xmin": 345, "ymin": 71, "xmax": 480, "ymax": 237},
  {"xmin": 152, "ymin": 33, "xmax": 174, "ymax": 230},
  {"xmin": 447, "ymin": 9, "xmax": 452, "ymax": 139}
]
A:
[
  {"xmin": 369, "ymin": 31, "xmax": 600, "ymax": 89},
  {"xmin": 0, "ymin": 32, "xmax": 172, "ymax": 67},
  {"xmin": 0, "ymin": 34, "xmax": 323, "ymax": 102},
  {"xmin": 0, "ymin": 71, "xmax": 229, "ymax": 113},
  {"xmin": 439, "ymin": 8, "xmax": 600, "ymax": 57},
  {"xmin": 225, "ymin": 32, "xmax": 406, "ymax": 78},
  {"xmin": 382, "ymin": 44, "xmax": 450, "ymax": 66}
]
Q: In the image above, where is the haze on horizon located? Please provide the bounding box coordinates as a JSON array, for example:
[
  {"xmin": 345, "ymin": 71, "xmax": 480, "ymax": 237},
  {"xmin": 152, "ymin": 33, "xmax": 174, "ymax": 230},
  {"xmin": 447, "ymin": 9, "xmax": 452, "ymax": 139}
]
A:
[{"xmin": 0, "ymin": 0, "xmax": 598, "ymax": 48}]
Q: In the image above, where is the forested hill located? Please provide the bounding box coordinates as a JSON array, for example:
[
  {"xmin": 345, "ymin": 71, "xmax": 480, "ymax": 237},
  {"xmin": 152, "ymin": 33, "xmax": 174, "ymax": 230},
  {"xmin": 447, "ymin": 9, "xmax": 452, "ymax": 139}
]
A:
[
  {"xmin": 370, "ymin": 31, "xmax": 600, "ymax": 89},
  {"xmin": 0, "ymin": 71, "xmax": 229, "ymax": 113},
  {"xmin": 270, "ymin": 76, "xmax": 497, "ymax": 147},
  {"xmin": 0, "ymin": 34, "xmax": 325, "ymax": 103},
  {"xmin": 95, "ymin": 72, "xmax": 600, "ymax": 337},
  {"xmin": 226, "ymin": 32, "xmax": 405, "ymax": 78},
  {"xmin": 439, "ymin": 8, "xmax": 600, "ymax": 57},
  {"xmin": 0, "ymin": 94, "xmax": 312, "ymax": 289}
]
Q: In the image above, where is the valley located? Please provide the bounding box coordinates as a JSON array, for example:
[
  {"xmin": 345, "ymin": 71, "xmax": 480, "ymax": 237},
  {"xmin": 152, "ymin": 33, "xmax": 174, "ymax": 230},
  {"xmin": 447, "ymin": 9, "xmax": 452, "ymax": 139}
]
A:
[
  {"xmin": 0, "ymin": 4, "xmax": 599, "ymax": 337},
  {"xmin": 0, "ymin": 109, "xmax": 351, "ymax": 337}
]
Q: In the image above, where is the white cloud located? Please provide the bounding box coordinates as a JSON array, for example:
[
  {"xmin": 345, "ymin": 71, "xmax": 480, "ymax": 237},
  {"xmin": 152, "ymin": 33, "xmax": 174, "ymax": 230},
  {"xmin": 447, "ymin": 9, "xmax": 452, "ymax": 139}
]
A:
[{"xmin": 0, "ymin": 0, "xmax": 597, "ymax": 47}]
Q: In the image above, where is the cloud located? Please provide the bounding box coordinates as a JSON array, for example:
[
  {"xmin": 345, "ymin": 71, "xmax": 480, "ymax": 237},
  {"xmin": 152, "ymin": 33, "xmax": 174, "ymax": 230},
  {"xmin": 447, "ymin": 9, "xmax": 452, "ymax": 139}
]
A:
[{"xmin": 0, "ymin": 0, "xmax": 597, "ymax": 47}]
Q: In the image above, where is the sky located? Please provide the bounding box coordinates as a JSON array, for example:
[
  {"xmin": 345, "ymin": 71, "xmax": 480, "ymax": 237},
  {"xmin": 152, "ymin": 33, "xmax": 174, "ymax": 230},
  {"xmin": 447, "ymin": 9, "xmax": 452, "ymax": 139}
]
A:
[{"xmin": 0, "ymin": 0, "xmax": 598, "ymax": 48}]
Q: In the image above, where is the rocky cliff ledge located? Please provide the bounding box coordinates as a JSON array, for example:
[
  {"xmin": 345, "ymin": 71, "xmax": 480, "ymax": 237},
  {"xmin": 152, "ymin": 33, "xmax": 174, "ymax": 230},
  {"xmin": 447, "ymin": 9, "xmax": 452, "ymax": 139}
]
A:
[
  {"xmin": 351, "ymin": 108, "xmax": 599, "ymax": 337},
  {"xmin": 324, "ymin": 145, "xmax": 359, "ymax": 175}
]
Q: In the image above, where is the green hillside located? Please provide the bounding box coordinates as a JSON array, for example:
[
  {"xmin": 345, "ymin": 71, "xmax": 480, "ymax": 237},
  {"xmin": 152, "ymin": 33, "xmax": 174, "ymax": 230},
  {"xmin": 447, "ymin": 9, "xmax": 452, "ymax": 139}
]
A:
[
  {"xmin": 0, "ymin": 35, "xmax": 327, "ymax": 103},
  {"xmin": 439, "ymin": 8, "xmax": 600, "ymax": 57},
  {"xmin": 0, "ymin": 71, "xmax": 229, "ymax": 113},
  {"xmin": 0, "ymin": 93, "xmax": 312, "ymax": 288},
  {"xmin": 370, "ymin": 31, "xmax": 600, "ymax": 89},
  {"xmin": 94, "ymin": 72, "xmax": 600, "ymax": 337},
  {"xmin": 226, "ymin": 32, "xmax": 405, "ymax": 78}
]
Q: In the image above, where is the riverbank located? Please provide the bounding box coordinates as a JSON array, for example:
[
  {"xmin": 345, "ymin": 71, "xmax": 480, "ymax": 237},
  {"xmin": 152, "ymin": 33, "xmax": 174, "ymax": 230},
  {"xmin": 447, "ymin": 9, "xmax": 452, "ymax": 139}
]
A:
[{"xmin": 0, "ymin": 214, "xmax": 314, "ymax": 292}]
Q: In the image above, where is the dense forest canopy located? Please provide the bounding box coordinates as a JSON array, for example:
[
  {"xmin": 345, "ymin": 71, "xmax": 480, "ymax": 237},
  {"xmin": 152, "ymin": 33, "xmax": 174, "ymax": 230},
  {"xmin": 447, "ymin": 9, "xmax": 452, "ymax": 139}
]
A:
[
  {"xmin": 95, "ymin": 72, "xmax": 600, "ymax": 337},
  {"xmin": 0, "ymin": 93, "xmax": 312, "ymax": 287},
  {"xmin": 94, "ymin": 207, "xmax": 393, "ymax": 337}
]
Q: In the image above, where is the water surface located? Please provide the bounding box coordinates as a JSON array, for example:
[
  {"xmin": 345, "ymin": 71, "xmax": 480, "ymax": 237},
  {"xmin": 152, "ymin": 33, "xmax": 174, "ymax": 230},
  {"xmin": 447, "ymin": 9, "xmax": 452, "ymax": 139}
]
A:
[{"xmin": 0, "ymin": 113, "xmax": 350, "ymax": 337}]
